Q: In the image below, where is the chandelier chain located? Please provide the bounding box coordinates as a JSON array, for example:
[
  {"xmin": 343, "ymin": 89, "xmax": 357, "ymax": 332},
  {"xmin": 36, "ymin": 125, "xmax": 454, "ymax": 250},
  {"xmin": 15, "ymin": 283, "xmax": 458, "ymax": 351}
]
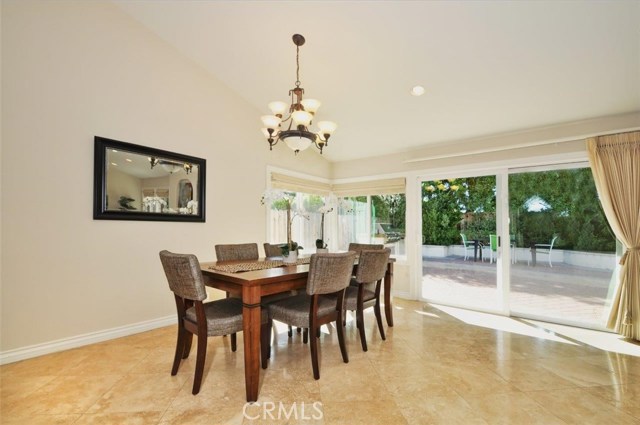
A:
[{"xmin": 295, "ymin": 45, "xmax": 301, "ymax": 88}]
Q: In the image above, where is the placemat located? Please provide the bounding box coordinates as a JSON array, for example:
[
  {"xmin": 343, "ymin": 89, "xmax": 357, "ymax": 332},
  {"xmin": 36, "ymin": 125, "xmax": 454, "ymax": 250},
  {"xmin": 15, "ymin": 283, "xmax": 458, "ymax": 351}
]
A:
[{"xmin": 208, "ymin": 257, "xmax": 311, "ymax": 273}]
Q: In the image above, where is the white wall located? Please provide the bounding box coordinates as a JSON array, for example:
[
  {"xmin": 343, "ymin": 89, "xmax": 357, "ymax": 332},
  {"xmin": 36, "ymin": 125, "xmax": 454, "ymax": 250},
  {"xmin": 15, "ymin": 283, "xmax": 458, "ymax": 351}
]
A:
[{"xmin": 0, "ymin": 1, "xmax": 330, "ymax": 354}]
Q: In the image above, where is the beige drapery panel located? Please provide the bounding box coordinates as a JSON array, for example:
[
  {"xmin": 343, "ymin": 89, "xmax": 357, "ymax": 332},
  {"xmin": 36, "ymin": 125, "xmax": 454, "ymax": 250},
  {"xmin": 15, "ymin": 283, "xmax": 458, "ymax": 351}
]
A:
[
  {"xmin": 587, "ymin": 132, "xmax": 640, "ymax": 340},
  {"xmin": 331, "ymin": 178, "xmax": 406, "ymax": 197},
  {"xmin": 270, "ymin": 172, "xmax": 331, "ymax": 196}
]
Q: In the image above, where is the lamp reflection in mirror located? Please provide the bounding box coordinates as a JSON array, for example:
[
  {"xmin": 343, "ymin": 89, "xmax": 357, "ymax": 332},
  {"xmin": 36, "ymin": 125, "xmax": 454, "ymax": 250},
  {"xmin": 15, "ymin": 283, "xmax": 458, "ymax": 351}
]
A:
[{"xmin": 260, "ymin": 34, "xmax": 337, "ymax": 155}]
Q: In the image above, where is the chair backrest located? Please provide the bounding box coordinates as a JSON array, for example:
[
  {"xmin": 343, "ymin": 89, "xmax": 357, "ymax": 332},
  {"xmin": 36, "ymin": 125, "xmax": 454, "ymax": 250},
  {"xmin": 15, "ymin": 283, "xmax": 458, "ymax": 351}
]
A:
[
  {"xmin": 354, "ymin": 248, "xmax": 391, "ymax": 285},
  {"xmin": 307, "ymin": 252, "xmax": 357, "ymax": 295},
  {"xmin": 215, "ymin": 243, "xmax": 259, "ymax": 261},
  {"xmin": 490, "ymin": 234, "xmax": 498, "ymax": 251},
  {"xmin": 263, "ymin": 242, "xmax": 286, "ymax": 257},
  {"xmin": 159, "ymin": 250, "xmax": 207, "ymax": 301},
  {"xmin": 460, "ymin": 233, "xmax": 469, "ymax": 247},
  {"xmin": 348, "ymin": 243, "xmax": 384, "ymax": 255}
]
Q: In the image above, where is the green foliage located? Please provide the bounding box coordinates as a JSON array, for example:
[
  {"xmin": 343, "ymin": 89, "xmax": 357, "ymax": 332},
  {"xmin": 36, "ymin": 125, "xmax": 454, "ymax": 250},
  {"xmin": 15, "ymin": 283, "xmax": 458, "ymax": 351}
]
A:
[
  {"xmin": 303, "ymin": 195, "xmax": 324, "ymax": 213},
  {"xmin": 422, "ymin": 169, "xmax": 614, "ymax": 252},
  {"xmin": 281, "ymin": 241, "xmax": 302, "ymax": 256}
]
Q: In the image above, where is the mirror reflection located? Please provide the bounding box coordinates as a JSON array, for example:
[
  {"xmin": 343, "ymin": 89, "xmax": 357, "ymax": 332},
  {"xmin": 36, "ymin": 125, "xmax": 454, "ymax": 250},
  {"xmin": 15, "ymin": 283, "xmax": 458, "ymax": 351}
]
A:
[
  {"xmin": 94, "ymin": 136, "xmax": 206, "ymax": 222},
  {"xmin": 106, "ymin": 149, "xmax": 200, "ymax": 215}
]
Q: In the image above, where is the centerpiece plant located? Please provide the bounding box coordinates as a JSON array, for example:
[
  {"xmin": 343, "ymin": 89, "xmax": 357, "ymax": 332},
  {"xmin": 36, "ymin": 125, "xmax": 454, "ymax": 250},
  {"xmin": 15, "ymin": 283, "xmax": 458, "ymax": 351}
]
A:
[{"xmin": 261, "ymin": 189, "xmax": 307, "ymax": 258}]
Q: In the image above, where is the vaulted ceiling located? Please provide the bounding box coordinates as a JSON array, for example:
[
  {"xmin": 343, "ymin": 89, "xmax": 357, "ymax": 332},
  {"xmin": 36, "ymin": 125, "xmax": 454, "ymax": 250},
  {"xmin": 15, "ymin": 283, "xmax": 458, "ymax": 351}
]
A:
[{"xmin": 115, "ymin": 1, "xmax": 640, "ymax": 162}]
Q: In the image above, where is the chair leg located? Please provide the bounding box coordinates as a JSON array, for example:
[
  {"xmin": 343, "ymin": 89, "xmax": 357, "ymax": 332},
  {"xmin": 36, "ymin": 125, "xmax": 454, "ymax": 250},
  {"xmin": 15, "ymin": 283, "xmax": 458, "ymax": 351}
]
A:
[
  {"xmin": 336, "ymin": 311, "xmax": 349, "ymax": 364},
  {"xmin": 310, "ymin": 325, "xmax": 320, "ymax": 380},
  {"xmin": 356, "ymin": 308, "xmax": 368, "ymax": 352},
  {"xmin": 230, "ymin": 333, "xmax": 237, "ymax": 352},
  {"xmin": 303, "ymin": 328, "xmax": 308, "ymax": 344},
  {"xmin": 192, "ymin": 332, "xmax": 207, "ymax": 395},
  {"xmin": 182, "ymin": 332, "xmax": 193, "ymax": 359},
  {"xmin": 288, "ymin": 325, "xmax": 293, "ymax": 337},
  {"xmin": 171, "ymin": 326, "xmax": 186, "ymax": 375},
  {"xmin": 374, "ymin": 303, "xmax": 386, "ymax": 341}
]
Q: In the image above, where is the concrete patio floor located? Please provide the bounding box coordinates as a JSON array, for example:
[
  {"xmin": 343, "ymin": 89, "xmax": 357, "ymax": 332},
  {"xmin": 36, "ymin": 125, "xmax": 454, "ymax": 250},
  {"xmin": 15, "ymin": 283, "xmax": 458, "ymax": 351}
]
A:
[{"xmin": 422, "ymin": 255, "xmax": 615, "ymax": 328}]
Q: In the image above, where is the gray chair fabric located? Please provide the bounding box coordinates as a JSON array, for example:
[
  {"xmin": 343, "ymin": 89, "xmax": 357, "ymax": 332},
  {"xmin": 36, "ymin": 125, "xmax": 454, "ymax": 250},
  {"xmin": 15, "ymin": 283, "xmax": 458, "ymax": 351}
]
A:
[
  {"xmin": 344, "ymin": 248, "xmax": 391, "ymax": 351},
  {"xmin": 347, "ymin": 243, "xmax": 384, "ymax": 255},
  {"xmin": 159, "ymin": 250, "xmax": 268, "ymax": 395},
  {"xmin": 215, "ymin": 243, "xmax": 259, "ymax": 261},
  {"xmin": 263, "ymin": 242, "xmax": 287, "ymax": 257},
  {"xmin": 266, "ymin": 251, "xmax": 356, "ymax": 379}
]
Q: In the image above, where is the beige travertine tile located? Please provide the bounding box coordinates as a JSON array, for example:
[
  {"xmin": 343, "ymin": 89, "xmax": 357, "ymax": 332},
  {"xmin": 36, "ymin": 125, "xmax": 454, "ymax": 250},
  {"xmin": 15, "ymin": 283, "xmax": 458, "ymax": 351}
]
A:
[
  {"xmin": 87, "ymin": 373, "xmax": 186, "ymax": 414},
  {"xmin": 526, "ymin": 387, "xmax": 639, "ymax": 424},
  {"xmin": 0, "ymin": 414, "xmax": 80, "ymax": 424},
  {"xmin": 2, "ymin": 375, "xmax": 122, "ymax": 416},
  {"xmin": 488, "ymin": 358, "xmax": 578, "ymax": 391},
  {"xmin": 1, "ymin": 299, "xmax": 638, "ymax": 425},
  {"xmin": 461, "ymin": 391, "xmax": 566, "ymax": 424},
  {"xmin": 583, "ymin": 384, "xmax": 640, "ymax": 420},
  {"xmin": 323, "ymin": 400, "xmax": 405, "ymax": 425},
  {"xmin": 395, "ymin": 393, "xmax": 489, "ymax": 425},
  {"xmin": 75, "ymin": 412, "xmax": 164, "ymax": 424}
]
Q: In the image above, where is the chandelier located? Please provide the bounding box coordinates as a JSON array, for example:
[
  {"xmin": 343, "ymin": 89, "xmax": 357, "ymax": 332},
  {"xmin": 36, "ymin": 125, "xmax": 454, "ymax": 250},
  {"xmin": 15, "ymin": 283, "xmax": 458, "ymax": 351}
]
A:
[{"xmin": 261, "ymin": 34, "xmax": 337, "ymax": 155}]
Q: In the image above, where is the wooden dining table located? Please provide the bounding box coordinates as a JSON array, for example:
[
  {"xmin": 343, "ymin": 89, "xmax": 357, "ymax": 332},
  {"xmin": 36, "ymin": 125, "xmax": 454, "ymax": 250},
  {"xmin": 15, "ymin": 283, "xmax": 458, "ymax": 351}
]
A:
[{"xmin": 200, "ymin": 256, "xmax": 394, "ymax": 402}]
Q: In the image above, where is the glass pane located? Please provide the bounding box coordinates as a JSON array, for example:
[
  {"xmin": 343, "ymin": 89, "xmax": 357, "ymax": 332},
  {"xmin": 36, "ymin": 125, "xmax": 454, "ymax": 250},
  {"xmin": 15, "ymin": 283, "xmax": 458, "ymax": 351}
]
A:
[
  {"xmin": 337, "ymin": 196, "xmax": 368, "ymax": 250},
  {"xmin": 371, "ymin": 194, "xmax": 406, "ymax": 256},
  {"xmin": 508, "ymin": 168, "xmax": 618, "ymax": 328},
  {"xmin": 421, "ymin": 176, "xmax": 499, "ymax": 310}
]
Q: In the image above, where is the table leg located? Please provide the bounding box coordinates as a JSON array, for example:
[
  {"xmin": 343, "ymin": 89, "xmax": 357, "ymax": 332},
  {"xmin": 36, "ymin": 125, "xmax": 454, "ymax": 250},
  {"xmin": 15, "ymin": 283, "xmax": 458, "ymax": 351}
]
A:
[
  {"xmin": 384, "ymin": 263, "xmax": 394, "ymax": 327},
  {"xmin": 242, "ymin": 287, "xmax": 261, "ymax": 402}
]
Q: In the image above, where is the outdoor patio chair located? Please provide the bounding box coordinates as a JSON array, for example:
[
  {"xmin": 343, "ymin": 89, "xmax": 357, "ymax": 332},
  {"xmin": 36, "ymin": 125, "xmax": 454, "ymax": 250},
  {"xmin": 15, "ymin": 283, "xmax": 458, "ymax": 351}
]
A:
[
  {"xmin": 460, "ymin": 233, "xmax": 475, "ymax": 261},
  {"xmin": 531, "ymin": 236, "xmax": 558, "ymax": 267},
  {"xmin": 485, "ymin": 234, "xmax": 498, "ymax": 263}
]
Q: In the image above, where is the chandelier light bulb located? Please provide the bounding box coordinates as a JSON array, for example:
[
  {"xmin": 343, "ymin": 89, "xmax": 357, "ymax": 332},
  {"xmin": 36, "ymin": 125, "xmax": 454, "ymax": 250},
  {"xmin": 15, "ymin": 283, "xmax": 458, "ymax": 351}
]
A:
[
  {"xmin": 317, "ymin": 121, "xmax": 337, "ymax": 135},
  {"xmin": 268, "ymin": 101, "xmax": 288, "ymax": 116},
  {"xmin": 411, "ymin": 85, "xmax": 425, "ymax": 96},
  {"xmin": 292, "ymin": 110, "xmax": 313, "ymax": 126},
  {"xmin": 301, "ymin": 99, "xmax": 321, "ymax": 114},
  {"xmin": 261, "ymin": 115, "xmax": 281, "ymax": 129}
]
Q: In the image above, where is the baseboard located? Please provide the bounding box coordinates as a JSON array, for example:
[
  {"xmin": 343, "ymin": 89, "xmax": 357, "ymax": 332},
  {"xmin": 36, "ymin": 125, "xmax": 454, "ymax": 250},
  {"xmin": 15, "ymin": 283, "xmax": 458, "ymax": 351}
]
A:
[
  {"xmin": 391, "ymin": 290, "xmax": 413, "ymax": 299},
  {"xmin": 0, "ymin": 315, "xmax": 176, "ymax": 365}
]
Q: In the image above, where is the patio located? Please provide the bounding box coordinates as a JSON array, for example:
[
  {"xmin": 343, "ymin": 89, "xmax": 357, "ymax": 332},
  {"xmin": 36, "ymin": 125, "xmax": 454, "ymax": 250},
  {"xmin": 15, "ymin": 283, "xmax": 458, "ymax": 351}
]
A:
[{"xmin": 422, "ymin": 253, "xmax": 615, "ymax": 327}]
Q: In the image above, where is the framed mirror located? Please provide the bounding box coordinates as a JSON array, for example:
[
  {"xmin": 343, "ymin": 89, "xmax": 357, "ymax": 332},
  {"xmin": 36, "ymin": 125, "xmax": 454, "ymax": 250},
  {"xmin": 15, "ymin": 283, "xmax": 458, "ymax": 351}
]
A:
[{"xmin": 93, "ymin": 136, "xmax": 206, "ymax": 222}]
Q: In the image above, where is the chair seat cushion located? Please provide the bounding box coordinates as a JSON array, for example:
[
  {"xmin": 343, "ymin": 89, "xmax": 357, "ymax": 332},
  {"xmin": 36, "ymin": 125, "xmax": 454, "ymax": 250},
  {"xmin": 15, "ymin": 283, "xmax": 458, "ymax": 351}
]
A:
[
  {"xmin": 184, "ymin": 298, "xmax": 256, "ymax": 337},
  {"xmin": 268, "ymin": 294, "xmax": 337, "ymax": 328},
  {"xmin": 344, "ymin": 285, "xmax": 376, "ymax": 311}
]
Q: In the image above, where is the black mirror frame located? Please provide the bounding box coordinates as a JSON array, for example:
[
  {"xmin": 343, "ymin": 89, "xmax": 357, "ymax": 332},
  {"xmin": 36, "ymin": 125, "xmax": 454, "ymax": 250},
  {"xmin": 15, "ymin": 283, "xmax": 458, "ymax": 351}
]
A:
[{"xmin": 93, "ymin": 136, "xmax": 206, "ymax": 222}]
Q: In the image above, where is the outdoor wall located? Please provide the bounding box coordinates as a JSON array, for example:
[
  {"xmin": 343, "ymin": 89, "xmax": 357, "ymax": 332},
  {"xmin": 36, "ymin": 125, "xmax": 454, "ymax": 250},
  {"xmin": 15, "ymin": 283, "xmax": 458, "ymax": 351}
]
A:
[{"xmin": 0, "ymin": 1, "xmax": 330, "ymax": 357}]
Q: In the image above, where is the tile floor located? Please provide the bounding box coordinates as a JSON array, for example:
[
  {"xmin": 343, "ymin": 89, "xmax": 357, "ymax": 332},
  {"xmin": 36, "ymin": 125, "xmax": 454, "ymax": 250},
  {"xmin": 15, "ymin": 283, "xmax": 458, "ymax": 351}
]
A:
[{"xmin": 2, "ymin": 299, "xmax": 640, "ymax": 424}]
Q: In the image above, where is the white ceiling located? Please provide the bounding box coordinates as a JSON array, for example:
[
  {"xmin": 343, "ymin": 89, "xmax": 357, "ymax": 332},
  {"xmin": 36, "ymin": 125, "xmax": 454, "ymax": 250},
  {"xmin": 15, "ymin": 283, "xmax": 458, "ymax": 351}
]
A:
[{"xmin": 114, "ymin": 1, "xmax": 640, "ymax": 162}]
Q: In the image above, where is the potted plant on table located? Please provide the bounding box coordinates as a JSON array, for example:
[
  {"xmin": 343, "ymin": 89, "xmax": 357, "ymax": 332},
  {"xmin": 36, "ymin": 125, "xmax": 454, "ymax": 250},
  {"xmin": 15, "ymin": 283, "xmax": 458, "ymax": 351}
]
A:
[{"xmin": 261, "ymin": 189, "xmax": 307, "ymax": 263}]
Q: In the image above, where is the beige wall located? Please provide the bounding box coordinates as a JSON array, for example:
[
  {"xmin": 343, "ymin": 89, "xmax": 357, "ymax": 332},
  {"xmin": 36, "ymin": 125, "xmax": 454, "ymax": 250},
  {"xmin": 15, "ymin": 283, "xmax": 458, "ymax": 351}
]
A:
[
  {"xmin": 0, "ymin": 1, "xmax": 330, "ymax": 352},
  {"xmin": 332, "ymin": 112, "xmax": 640, "ymax": 179}
]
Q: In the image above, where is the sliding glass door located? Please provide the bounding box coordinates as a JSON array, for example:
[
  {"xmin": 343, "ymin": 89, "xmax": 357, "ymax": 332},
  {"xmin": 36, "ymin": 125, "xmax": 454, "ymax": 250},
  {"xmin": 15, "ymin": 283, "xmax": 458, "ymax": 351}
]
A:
[
  {"xmin": 418, "ymin": 163, "xmax": 619, "ymax": 330},
  {"xmin": 508, "ymin": 165, "xmax": 619, "ymax": 328},
  {"xmin": 421, "ymin": 175, "xmax": 500, "ymax": 311}
]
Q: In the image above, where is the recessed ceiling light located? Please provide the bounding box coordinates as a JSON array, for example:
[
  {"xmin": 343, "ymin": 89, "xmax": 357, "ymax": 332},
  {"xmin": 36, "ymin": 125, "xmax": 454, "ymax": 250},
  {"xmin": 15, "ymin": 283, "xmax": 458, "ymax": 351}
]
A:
[
  {"xmin": 111, "ymin": 162, "xmax": 118, "ymax": 166},
  {"xmin": 111, "ymin": 149, "xmax": 118, "ymax": 153},
  {"xmin": 125, "ymin": 158, "xmax": 132, "ymax": 162},
  {"xmin": 411, "ymin": 85, "xmax": 425, "ymax": 96}
]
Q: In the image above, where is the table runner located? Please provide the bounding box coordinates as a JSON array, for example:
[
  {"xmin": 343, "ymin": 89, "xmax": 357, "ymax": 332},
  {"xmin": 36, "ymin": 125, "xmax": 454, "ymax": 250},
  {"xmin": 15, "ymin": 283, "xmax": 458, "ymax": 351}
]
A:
[{"xmin": 208, "ymin": 257, "xmax": 311, "ymax": 273}]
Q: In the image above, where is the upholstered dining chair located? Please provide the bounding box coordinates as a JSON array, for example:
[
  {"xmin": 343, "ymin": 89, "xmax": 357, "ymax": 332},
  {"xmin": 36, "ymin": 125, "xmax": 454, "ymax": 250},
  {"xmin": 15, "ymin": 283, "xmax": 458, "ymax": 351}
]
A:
[
  {"xmin": 266, "ymin": 252, "xmax": 357, "ymax": 379},
  {"xmin": 214, "ymin": 243, "xmax": 260, "ymax": 351},
  {"xmin": 343, "ymin": 248, "xmax": 391, "ymax": 351},
  {"xmin": 347, "ymin": 242, "xmax": 384, "ymax": 254},
  {"xmin": 263, "ymin": 242, "xmax": 287, "ymax": 258},
  {"xmin": 159, "ymin": 250, "xmax": 269, "ymax": 395},
  {"xmin": 215, "ymin": 243, "xmax": 260, "ymax": 262}
]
